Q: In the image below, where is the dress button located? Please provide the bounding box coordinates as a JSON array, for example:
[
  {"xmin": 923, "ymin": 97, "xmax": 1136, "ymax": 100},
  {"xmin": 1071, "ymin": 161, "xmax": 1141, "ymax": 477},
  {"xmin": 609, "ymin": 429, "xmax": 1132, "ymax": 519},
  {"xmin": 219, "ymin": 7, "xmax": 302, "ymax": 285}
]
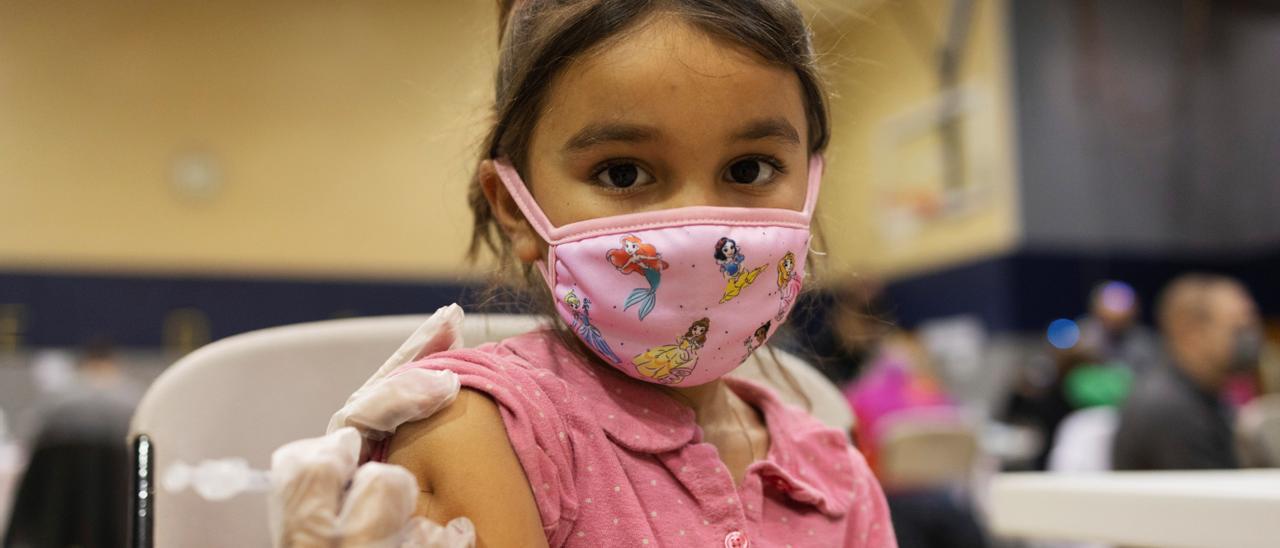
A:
[{"xmin": 724, "ymin": 530, "xmax": 749, "ymax": 548}]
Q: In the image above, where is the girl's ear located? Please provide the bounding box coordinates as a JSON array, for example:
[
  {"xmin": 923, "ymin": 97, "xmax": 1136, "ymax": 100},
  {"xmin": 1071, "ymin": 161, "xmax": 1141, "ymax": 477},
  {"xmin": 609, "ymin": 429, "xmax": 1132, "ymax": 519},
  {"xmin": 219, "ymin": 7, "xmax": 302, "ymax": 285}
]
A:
[{"xmin": 478, "ymin": 159, "xmax": 543, "ymax": 264}]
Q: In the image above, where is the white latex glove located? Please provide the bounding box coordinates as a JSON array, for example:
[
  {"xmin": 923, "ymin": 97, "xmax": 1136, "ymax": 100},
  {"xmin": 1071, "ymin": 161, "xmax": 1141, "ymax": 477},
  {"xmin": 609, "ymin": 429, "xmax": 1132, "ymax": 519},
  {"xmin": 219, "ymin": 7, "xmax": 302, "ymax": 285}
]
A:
[
  {"xmin": 269, "ymin": 304, "xmax": 475, "ymax": 547},
  {"xmin": 270, "ymin": 427, "xmax": 475, "ymax": 548},
  {"xmin": 327, "ymin": 304, "xmax": 466, "ymax": 442}
]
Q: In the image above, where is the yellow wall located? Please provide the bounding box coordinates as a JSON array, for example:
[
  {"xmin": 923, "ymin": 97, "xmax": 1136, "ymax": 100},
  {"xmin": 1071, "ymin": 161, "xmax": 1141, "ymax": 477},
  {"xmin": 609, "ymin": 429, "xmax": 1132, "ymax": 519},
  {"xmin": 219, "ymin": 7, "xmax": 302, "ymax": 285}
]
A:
[
  {"xmin": 816, "ymin": 0, "xmax": 1020, "ymax": 280},
  {"xmin": 0, "ymin": 0, "xmax": 1017, "ymax": 282},
  {"xmin": 0, "ymin": 0, "xmax": 497, "ymax": 280}
]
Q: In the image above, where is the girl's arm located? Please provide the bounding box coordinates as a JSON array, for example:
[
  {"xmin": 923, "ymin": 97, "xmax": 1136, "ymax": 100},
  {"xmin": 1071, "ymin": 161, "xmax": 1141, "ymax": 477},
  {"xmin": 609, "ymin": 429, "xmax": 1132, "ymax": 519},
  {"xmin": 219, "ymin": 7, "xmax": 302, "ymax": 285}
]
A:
[{"xmin": 386, "ymin": 389, "xmax": 548, "ymax": 548}]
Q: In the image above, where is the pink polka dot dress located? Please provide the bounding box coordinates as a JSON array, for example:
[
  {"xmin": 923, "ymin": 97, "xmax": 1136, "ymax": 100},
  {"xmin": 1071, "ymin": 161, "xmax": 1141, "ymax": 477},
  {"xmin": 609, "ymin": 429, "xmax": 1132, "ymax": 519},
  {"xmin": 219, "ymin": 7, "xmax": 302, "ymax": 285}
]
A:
[{"xmin": 374, "ymin": 330, "xmax": 897, "ymax": 547}]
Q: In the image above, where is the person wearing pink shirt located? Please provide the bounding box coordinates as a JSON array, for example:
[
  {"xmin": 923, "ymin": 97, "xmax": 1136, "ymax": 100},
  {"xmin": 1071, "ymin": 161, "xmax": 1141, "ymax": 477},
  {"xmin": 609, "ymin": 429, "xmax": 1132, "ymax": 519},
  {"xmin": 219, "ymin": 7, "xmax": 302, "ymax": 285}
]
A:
[{"xmin": 272, "ymin": 1, "xmax": 896, "ymax": 546}]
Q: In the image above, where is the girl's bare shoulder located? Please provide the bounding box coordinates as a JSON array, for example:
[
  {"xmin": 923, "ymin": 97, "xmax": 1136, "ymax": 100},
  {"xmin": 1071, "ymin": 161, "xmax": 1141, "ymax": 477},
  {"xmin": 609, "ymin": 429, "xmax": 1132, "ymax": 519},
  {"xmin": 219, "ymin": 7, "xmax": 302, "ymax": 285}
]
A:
[{"xmin": 386, "ymin": 388, "xmax": 548, "ymax": 547}]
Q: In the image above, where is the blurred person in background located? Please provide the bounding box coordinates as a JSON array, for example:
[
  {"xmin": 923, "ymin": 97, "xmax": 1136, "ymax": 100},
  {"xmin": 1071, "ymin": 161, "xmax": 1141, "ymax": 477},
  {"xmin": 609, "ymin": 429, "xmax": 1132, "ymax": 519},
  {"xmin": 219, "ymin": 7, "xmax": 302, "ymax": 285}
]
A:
[
  {"xmin": 1043, "ymin": 347, "xmax": 1134, "ymax": 472},
  {"xmin": 1112, "ymin": 274, "xmax": 1262, "ymax": 470},
  {"xmin": 1077, "ymin": 280, "xmax": 1163, "ymax": 375},
  {"xmin": 1035, "ymin": 327, "xmax": 1139, "ymax": 472},
  {"xmin": 1003, "ymin": 281, "xmax": 1153, "ymax": 470},
  {"xmin": 1038, "ymin": 280, "xmax": 1151, "ymax": 471},
  {"xmin": 845, "ymin": 333, "xmax": 955, "ymax": 471},
  {"xmin": 845, "ymin": 332, "xmax": 988, "ymax": 548},
  {"xmin": 4, "ymin": 337, "xmax": 141, "ymax": 548}
]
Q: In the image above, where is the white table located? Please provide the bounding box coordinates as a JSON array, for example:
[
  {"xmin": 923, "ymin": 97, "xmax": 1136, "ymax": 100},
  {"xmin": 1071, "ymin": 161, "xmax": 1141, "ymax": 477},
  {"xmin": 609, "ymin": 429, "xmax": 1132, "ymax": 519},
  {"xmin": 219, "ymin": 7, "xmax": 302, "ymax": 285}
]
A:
[{"xmin": 990, "ymin": 470, "xmax": 1280, "ymax": 548}]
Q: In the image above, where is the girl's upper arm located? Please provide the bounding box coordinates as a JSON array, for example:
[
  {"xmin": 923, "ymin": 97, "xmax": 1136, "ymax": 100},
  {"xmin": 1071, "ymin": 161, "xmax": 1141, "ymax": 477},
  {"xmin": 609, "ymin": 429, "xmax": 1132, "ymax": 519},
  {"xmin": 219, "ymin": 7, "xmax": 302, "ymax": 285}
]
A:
[{"xmin": 386, "ymin": 388, "xmax": 548, "ymax": 548}]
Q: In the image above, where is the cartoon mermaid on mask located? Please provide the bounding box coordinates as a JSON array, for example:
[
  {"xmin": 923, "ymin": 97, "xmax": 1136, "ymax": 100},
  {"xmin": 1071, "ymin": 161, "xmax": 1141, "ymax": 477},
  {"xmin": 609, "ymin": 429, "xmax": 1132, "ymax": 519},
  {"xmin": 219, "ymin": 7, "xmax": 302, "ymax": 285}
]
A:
[
  {"xmin": 714, "ymin": 237, "xmax": 766, "ymax": 303},
  {"xmin": 632, "ymin": 318, "xmax": 710, "ymax": 384},
  {"xmin": 605, "ymin": 235, "xmax": 669, "ymax": 320},
  {"xmin": 775, "ymin": 251, "xmax": 803, "ymax": 321},
  {"xmin": 564, "ymin": 289, "xmax": 621, "ymax": 364}
]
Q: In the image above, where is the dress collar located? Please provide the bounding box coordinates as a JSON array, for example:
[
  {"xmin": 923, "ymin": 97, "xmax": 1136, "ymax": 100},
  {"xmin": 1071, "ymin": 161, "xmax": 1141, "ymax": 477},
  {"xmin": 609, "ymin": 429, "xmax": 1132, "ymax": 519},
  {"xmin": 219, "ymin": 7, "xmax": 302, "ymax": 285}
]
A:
[
  {"xmin": 512, "ymin": 331, "xmax": 857, "ymax": 517},
  {"xmin": 512, "ymin": 330, "xmax": 700, "ymax": 453}
]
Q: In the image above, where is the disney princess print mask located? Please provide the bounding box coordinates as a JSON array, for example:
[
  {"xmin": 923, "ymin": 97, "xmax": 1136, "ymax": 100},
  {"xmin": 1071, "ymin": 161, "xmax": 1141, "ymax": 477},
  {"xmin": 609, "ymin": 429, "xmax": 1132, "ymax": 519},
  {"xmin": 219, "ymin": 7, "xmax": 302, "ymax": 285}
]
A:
[{"xmin": 493, "ymin": 156, "xmax": 822, "ymax": 386}]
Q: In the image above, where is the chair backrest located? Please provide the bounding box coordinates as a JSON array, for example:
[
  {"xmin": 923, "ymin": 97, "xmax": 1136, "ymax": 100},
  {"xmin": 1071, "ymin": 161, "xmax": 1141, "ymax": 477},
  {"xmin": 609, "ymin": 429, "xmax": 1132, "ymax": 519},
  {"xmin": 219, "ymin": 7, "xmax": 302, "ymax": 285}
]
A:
[
  {"xmin": 128, "ymin": 314, "xmax": 544, "ymax": 547},
  {"xmin": 876, "ymin": 408, "xmax": 978, "ymax": 491},
  {"xmin": 128, "ymin": 314, "xmax": 850, "ymax": 547}
]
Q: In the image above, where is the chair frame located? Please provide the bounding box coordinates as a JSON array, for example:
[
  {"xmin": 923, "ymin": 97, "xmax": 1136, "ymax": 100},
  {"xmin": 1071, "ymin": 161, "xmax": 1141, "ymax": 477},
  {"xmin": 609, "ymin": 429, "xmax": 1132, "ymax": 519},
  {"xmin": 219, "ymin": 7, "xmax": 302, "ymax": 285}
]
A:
[{"xmin": 131, "ymin": 434, "xmax": 154, "ymax": 548}]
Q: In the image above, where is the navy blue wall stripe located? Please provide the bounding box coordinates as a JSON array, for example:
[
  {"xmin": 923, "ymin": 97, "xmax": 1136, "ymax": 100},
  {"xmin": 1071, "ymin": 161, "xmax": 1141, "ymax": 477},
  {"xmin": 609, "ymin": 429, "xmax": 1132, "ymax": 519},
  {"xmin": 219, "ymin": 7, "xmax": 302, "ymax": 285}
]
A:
[
  {"xmin": 2, "ymin": 246, "xmax": 1277, "ymax": 348},
  {"xmin": 884, "ymin": 247, "xmax": 1280, "ymax": 331},
  {"xmin": 0, "ymin": 272, "xmax": 484, "ymax": 348}
]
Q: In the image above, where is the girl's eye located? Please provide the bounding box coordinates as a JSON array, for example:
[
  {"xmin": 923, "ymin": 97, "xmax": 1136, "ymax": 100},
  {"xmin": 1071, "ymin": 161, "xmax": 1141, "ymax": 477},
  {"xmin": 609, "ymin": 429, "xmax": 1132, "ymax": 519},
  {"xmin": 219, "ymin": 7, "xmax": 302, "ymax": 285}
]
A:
[
  {"xmin": 724, "ymin": 157, "xmax": 780, "ymax": 185},
  {"xmin": 594, "ymin": 162, "xmax": 653, "ymax": 189}
]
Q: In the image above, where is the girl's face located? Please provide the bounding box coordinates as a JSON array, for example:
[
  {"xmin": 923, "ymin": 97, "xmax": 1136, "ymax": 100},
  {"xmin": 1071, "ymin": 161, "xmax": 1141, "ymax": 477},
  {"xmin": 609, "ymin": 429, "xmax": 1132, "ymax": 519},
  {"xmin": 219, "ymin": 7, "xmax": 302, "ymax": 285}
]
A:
[
  {"xmin": 721, "ymin": 241, "xmax": 737, "ymax": 258},
  {"xmin": 692, "ymin": 324, "xmax": 707, "ymax": 337},
  {"xmin": 623, "ymin": 240, "xmax": 639, "ymax": 254},
  {"xmin": 783, "ymin": 256, "xmax": 793, "ymax": 271},
  {"xmin": 485, "ymin": 15, "xmax": 811, "ymax": 263}
]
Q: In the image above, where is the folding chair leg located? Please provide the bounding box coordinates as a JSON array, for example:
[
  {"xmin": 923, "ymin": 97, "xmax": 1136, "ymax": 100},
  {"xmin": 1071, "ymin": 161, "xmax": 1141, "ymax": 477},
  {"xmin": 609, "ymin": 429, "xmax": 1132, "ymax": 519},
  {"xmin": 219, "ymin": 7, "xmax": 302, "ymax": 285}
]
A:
[{"xmin": 130, "ymin": 434, "xmax": 154, "ymax": 548}]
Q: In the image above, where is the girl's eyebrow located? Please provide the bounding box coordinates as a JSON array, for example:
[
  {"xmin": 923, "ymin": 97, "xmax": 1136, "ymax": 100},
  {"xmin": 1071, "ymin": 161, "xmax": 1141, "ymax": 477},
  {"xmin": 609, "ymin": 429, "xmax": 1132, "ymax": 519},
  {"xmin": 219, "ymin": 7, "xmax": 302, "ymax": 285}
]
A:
[
  {"xmin": 563, "ymin": 122, "xmax": 659, "ymax": 153},
  {"xmin": 731, "ymin": 117, "xmax": 801, "ymax": 145},
  {"xmin": 563, "ymin": 116, "xmax": 800, "ymax": 153}
]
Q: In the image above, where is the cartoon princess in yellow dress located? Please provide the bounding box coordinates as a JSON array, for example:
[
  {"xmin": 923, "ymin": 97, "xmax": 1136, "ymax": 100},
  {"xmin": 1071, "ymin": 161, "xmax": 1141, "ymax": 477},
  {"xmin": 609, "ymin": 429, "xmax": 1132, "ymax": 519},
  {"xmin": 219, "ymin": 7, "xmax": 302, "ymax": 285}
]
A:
[
  {"xmin": 632, "ymin": 318, "xmax": 710, "ymax": 384},
  {"xmin": 714, "ymin": 237, "xmax": 766, "ymax": 303}
]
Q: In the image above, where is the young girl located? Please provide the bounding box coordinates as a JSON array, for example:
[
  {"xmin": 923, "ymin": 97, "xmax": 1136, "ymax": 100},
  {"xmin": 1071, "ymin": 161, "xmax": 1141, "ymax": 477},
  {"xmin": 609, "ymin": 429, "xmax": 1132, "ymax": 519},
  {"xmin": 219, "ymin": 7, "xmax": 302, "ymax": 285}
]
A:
[{"xmin": 380, "ymin": 2, "xmax": 895, "ymax": 546}]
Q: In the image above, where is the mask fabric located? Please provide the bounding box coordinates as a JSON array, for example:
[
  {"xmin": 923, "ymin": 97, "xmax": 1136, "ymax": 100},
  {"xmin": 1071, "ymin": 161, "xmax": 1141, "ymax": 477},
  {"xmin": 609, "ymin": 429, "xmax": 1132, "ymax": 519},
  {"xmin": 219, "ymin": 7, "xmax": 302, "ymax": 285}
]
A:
[{"xmin": 493, "ymin": 156, "xmax": 823, "ymax": 386}]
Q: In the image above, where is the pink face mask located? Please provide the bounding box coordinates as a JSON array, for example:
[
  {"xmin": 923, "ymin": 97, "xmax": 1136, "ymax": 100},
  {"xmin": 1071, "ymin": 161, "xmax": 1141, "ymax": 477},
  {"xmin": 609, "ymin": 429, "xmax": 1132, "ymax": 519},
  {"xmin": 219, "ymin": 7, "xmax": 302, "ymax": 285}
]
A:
[{"xmin": 493, "ymin": 156, "xmax": 822, "ymax": 386}]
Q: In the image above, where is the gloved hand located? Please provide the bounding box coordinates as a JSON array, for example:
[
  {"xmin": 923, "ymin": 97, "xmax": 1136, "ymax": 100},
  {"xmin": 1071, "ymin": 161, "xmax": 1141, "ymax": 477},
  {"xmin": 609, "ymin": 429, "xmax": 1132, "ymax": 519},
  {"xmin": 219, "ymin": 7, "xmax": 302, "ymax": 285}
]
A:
[
  {"xmin": 327, "ymin": 303, "xmax": 466, "ymax": 443},
  {"xmin": 269, "ymin": 304, "xmax": 475, "ymax": 547},
  {"xmin": 270, "ymin": 427, "xmax": 475, "ymax": 548}
]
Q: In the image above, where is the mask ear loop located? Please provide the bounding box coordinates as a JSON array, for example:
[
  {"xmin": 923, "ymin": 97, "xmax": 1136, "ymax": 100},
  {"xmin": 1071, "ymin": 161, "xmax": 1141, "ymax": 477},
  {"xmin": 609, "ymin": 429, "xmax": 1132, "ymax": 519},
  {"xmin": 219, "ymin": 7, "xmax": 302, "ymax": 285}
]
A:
[
  {"xmin": 802, "ymin": 155, "xmax": 825, "ymax": 259},
  {"xmin": 803, "ymin": 153, "xmax": 824, "ymax": 215},
  {"xmin": 491, "ymin": 160, "xmax": 558, "ymax": 241},
  {"xmin": 492, "ymin": 159, "xmax": 560, "ymax": 288},
  {"xmin": 801, "ymin": 154, "xmax": 824, "ymax": 219}
]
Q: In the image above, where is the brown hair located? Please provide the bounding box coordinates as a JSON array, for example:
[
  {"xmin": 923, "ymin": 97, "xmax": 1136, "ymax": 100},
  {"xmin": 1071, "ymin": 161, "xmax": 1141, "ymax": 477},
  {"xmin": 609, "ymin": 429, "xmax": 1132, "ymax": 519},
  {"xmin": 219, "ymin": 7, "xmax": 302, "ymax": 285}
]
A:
[{"xmin": 469, "ymin": 0, "xmax": 830, "ymax": 267}]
